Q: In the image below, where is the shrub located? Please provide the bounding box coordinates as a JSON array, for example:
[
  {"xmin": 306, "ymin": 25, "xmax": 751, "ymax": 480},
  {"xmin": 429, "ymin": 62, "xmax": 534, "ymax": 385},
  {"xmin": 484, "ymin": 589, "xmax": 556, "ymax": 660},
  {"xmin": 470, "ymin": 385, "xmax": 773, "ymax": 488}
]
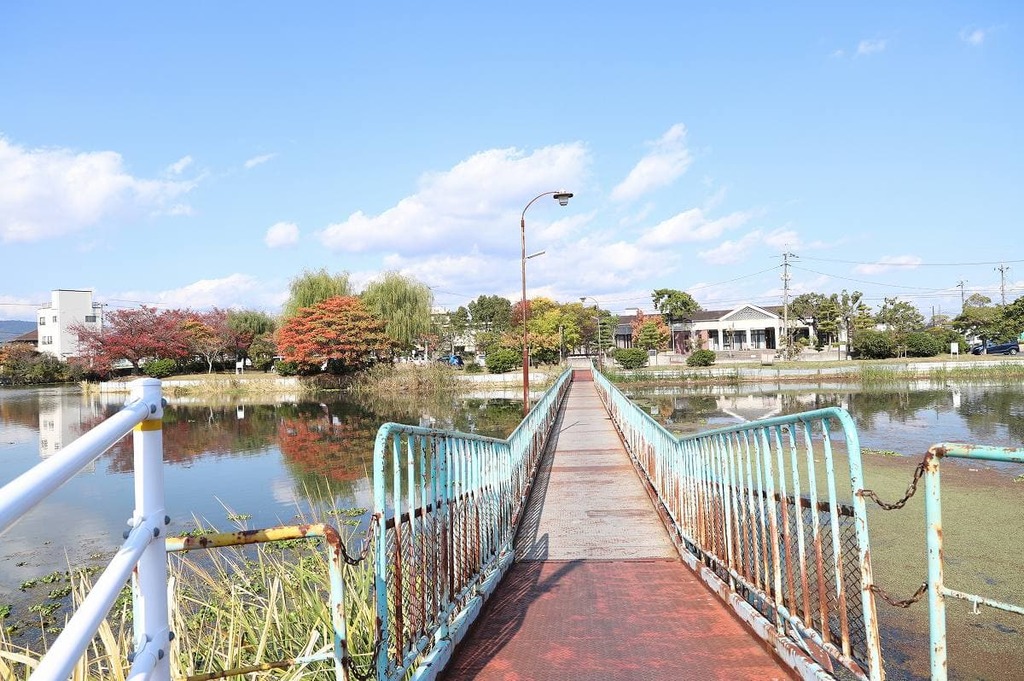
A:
[
  {"xmin": 485, "ymin": 348, "xmax": 520, "ymax": 374},
  {"xmin": 614, "ymin": 347, "xmax": 649, "ymax": 370},
  {"xmin": 273, "ymin": 360, "xmax": 300, "ymax": 376},
  {"xmin": 905, "ymin": 331, "xmax": 944, "ymax": 358},
  {"xmin": 853, "ymin": 330, "xmax": 896, "ymax": 359},
  {"xmin": 686, "ymin": 349, "xmax": 716, "ymax": 367},
  {"xmin": 143, "ymin": 358, "xmax": 177, "ymax": 379}
]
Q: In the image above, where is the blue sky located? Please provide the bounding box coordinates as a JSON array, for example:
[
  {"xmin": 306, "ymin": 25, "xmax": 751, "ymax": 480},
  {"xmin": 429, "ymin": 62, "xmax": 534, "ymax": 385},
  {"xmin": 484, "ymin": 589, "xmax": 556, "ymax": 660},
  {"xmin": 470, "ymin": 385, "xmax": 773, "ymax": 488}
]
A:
[{"xmin": 1, "ymin": 2, "xmax": 1021, "ymax": 322}]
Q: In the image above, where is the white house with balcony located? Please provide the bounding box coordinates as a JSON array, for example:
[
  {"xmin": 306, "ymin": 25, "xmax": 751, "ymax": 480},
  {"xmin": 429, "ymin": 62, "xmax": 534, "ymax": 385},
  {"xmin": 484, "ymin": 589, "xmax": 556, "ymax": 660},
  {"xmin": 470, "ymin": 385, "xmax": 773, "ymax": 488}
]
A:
[{"xmin": 36, "ymin": 289, "xmax": 104, "ymax": 360}]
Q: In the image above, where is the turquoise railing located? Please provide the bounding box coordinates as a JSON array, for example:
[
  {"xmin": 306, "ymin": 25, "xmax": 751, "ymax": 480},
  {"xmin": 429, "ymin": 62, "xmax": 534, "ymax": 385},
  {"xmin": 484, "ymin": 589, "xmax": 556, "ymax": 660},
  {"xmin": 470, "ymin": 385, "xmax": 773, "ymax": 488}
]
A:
[
  {"xmin": 920, "ymin": 443, "xmax": 1024, "ymax": 680},
  {"xmin": 368, "ymin": 367, "xmax": 573, "ymax": 680},
  {"xmin": 593, "ymin": 368, "xmax": 883, "ymax": 681}
]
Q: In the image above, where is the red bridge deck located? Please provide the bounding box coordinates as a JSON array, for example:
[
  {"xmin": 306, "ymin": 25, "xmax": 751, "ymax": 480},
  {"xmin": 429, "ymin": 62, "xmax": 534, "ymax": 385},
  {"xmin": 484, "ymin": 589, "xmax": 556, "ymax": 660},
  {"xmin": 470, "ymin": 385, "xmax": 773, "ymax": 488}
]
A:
[{"xmin": 440, "ymin": 379, "xmax": 794, "ymax": 680}]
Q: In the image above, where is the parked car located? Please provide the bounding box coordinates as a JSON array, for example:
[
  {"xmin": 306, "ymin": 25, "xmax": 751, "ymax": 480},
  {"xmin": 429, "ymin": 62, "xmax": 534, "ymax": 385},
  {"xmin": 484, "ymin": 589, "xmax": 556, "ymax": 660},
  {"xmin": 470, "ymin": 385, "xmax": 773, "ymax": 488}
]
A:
[
  {"xmin": 970, "ymin": 340, "xmax": 1020, "ymax": 355},
  {"xmin": 436, "ymin": 354, "xmax": 465, "ymax": 368}
]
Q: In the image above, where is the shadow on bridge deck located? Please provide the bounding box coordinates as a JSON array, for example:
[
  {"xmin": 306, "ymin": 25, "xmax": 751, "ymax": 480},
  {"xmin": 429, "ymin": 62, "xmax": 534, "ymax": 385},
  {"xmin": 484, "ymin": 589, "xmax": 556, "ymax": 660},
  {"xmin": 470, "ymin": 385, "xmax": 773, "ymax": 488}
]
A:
[{"xmin": 440, "ymin": 378, "xmax": 795, "ymax": 680}]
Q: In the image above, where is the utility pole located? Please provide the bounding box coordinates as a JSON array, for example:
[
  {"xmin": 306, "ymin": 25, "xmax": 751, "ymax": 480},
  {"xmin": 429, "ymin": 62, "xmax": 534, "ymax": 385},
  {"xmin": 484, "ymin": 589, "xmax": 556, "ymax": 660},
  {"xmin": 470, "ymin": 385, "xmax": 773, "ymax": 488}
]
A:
[
  {"xmin": 996, "ymin": 264, "xmax": 1010, "ymax": 306},
  {"xmin": 781, "ymin": 251, "xmax": 797, "ymax": 355},
  {"xmin": 957, "ymin": 280, "xmax": 967, "ymax": 312}
]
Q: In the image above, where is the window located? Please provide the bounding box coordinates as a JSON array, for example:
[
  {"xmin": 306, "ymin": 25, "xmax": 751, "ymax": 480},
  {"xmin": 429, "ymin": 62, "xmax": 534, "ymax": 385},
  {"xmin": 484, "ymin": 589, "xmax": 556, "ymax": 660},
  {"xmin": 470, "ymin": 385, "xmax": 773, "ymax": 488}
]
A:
[
  {"xmin": 39, "ymin": 317, "xmax": 45, "ymax": 325},
  {"xmin": 42, "ymin": 335, "xmax": 53, "ymax": 345},
  {"xmin": 52, "ymin": 316, "xmax": 57, "ymax": 323},
  {"xmin": 85, "ymin": 315, "xmax": 97, "ymax": 322}
]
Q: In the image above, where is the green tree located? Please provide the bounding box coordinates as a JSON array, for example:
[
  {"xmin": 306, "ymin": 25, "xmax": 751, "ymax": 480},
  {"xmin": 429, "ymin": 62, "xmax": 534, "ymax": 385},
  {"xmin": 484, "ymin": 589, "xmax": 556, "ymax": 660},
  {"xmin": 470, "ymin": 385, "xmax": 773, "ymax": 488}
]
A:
[
  {"xmin": 999, "ymin": 296, "xmax": 1024, "ymax": 341},
  {"xmin": 227, "ymin": 310, "xmax": 276, "ymax": 361},
  {"xmin": 954, "ymin": 296, "xmax": 1000, "ymax": 343},
  {"xmin": 282, "ymin": 268, "xmax": 352, "ymax": 319},
  {"xmin": 651, "ymin": 289, "xmax": 701, "ymax": 325},
  {"xmin": 876, "ymin": 297, "xmax": 925, "ymax": 358},
  {"xmin": 791, "ymin": 293, "xmax": 840, "ymax": 347},
  {"xmin": 361, "ymin": 271, "xmax": 433, "ymax": 350},
  {"xmin": 834, "ymin": 290, "xmax": 874, "ymax": 359},
  {"xmin": 467, "ymin": 295, "xmax": 513, "ymax": 332}
]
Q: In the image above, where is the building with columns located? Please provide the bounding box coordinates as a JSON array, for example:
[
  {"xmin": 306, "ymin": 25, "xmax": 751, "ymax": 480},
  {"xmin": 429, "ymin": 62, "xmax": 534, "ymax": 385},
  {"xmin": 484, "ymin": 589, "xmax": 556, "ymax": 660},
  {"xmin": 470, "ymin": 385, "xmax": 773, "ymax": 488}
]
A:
[{"xmin": 671, "ymin": 303, "xmax": 812, "ymax": 353}]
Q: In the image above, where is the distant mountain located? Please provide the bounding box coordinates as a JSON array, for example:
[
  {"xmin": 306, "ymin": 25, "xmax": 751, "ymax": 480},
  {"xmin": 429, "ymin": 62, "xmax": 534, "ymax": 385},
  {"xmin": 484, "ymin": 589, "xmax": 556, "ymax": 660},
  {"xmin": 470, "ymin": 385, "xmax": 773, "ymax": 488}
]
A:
[{"xmin": 0, "ymin": 320, "xmax": 35, "ymax": 342}]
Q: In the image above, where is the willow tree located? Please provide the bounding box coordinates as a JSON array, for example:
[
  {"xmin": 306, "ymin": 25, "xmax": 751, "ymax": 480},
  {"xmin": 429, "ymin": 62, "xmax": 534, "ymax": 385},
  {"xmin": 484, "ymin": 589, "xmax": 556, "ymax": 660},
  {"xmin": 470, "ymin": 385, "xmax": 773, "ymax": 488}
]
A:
[
  {"xmin": 282, "ymin": 268, "xmax": 353, "ymax": 319},
  {"xmin": 361, "ymin": 271, "xmax": 433, "ymax": 351}
]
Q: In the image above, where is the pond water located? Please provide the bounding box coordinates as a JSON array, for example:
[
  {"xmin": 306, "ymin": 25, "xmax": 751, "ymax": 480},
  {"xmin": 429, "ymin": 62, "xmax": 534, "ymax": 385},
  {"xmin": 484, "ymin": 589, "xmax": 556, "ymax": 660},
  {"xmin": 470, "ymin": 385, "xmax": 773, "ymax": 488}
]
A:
[
  {"xmin": 0, "ymin": 384, "xmax": 522, "ymax": 644},
  {"xmin": 2, "ymin": 380, "xmax": 1023, "ymax": 679}
]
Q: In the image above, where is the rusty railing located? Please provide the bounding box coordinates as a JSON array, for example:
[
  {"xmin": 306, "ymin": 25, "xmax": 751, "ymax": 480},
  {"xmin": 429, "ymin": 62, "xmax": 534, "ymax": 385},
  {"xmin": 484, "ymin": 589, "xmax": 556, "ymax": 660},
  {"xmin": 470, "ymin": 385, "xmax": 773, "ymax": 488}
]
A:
[
  {"xmin": 370, "ymin": 367, "xmax": 572, "ymax": 680},
  {"xmin": 593, "ymin": 368, "xmax": 883, "ymax": 681}
]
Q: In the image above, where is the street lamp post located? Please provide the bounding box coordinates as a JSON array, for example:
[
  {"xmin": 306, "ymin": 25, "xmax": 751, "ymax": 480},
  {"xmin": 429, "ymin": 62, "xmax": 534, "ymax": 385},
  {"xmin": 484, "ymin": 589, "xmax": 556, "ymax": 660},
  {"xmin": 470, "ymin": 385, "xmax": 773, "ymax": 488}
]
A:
[
  {"xmin": 580, "ymin": 296, "xmax": 602, "ymax": 369},
  {"xmin": 521, "ymin": 190, "xmax": 573, "ymax": 416}
]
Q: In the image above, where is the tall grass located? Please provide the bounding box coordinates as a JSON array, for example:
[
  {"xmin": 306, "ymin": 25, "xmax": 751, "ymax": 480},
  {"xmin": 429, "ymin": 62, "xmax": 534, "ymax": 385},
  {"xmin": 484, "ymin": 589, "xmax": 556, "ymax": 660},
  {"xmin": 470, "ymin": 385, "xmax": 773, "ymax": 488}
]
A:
[
  {"xmin": 0, "ymin": 527, "xmax": 376, "ymax": 680},
  {"xmin": 349, "ymin": 362, "xmax": 463, "ymax": 398}
]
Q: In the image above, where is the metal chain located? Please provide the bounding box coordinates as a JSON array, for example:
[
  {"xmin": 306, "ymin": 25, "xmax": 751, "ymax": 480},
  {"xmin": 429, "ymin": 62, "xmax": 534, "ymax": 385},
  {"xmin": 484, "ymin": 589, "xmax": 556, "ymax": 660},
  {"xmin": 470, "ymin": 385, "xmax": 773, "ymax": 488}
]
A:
[
  {"xmin": 339, "ymin": 516, "xmax": 381, "ymax": 681},
  {"xmin": 338, "ymin": 516, "xmax": 378, "ymax": 565},
  {"xmin": 870, "ymin": 581, "xmax": 928, "ymax": 608},
  {"xmin": 343, "ymin": 636, "xmax": 382, "ymax": 681},
  {"xmin": 858, "ymin": 456, "xmax": 928, "ymax": 510}
]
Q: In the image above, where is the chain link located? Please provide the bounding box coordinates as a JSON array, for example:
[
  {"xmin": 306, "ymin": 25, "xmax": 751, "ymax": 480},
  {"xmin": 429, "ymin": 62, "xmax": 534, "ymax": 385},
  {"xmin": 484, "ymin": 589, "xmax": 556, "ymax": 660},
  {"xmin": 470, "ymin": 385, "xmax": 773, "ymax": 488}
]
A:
[
  {"xmin": 338, "ymin": 516, "xmax": 381, "ymax": 681},
  {"xmin": 870, "ymin": 581, "xmax": 928, "ymax": 608},
  {"xmin": 858, "ymin": 456, "xmax": 928, "ymax": 510},
  {"xmin": 338, "ymin": 515, "xmax": 377, "ymax": 566},
  {"xmin": 343, "ymin": 637, "xmax": 382, "ymax": 681}
]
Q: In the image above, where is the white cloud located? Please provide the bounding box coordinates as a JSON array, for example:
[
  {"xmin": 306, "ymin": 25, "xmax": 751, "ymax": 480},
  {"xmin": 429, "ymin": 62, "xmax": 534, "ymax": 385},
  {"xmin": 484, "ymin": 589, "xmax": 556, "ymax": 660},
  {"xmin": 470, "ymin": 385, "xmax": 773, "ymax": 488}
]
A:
[
  {"xmin": 856, "ymin": 39, "xmax": 887, "ymax": 56},
  {"xmin": 166, "ymin": 155, "xmax": 193, "ymax": 175},
  {"xmin": 639, "ymin": 207, "xmax": 751, "ymax": 247},
  {"xmin": 610, "ymin": 124, "xmax": 692, "ymax": 202},
  {"xmin": 117, "ymin": 274, "xmax": 276, "ymax": 311},
  {"xmin": 853, "ymin": 255, "xmax": 923, "ymax": 275},
  {"xmin": 698, "ymin": 231, "xmax": 764, "ymax": 265},
  {"xmin": 0, "ymin": 137, "xmax": 195, "ymax": 243},
  {"xmin": 265, "ymin": 221, "xmax": 299, "ymax": 248},
  {"xmin": 318, "ymin": 143, "xmax": 589, "ymax": 255},
  {"xmin": 960, "ymin": 28, "xmax": 986, "ymax": 46},
  {"xmin": 244, "ymin": 153, "xmax": 277, "ymax": 169}
]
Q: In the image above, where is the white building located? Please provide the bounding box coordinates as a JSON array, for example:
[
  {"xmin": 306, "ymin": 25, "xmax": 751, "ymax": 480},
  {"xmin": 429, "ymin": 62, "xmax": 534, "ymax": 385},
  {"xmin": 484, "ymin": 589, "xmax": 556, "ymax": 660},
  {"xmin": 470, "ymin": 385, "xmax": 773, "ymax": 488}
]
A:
[{"xmin": 36, "ymin": 289, "xmax": 104, "ymax": 359}]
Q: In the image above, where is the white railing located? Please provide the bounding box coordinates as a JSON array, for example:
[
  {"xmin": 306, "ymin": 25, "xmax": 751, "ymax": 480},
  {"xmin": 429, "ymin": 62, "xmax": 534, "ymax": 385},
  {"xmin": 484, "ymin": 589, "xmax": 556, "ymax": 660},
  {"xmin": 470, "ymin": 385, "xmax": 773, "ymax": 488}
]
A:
[{"xmin": 0, "ymin": 378, "xmax": 168, "ymax": 681}]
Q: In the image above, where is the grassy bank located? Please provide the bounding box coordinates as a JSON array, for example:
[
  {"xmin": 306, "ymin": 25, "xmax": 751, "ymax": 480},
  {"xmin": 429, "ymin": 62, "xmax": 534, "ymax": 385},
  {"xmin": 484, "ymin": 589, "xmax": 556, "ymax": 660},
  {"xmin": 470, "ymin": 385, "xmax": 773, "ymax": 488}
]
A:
[
  {"xmin": 601, "ymin": 357, "xmax": 1024, "ymax": 386},
  {"xmin": 0, "ymin": 520, "xmax": 375, "ymax": 680}
]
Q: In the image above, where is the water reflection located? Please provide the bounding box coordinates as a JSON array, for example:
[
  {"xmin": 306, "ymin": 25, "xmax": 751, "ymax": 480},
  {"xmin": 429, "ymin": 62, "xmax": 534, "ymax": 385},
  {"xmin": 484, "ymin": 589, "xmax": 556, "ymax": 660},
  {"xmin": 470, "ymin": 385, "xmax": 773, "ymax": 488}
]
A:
[
  {"xmin": 0, "ymin": 384, "xmax": 521, "ymax": 644},
  {"xmin": 625, "ymin": 382, "xmax": 1024, "ymax": 452}
]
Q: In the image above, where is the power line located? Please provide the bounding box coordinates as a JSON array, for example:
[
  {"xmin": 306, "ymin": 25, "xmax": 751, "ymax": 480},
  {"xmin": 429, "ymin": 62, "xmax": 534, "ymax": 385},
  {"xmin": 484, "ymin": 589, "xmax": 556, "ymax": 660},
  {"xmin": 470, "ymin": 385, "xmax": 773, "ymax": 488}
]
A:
[{"xmin": 800, "ymin": 256, "xmax": 1024, "ymax": 267}]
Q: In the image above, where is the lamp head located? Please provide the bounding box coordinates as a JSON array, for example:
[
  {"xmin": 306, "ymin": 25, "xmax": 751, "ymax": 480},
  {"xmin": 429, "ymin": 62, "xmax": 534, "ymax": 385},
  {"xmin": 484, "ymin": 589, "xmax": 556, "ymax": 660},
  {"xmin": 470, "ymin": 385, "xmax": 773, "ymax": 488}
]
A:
[{"xmin": 552, "ymin": 191, "xmax": 573, "ymax": 207}]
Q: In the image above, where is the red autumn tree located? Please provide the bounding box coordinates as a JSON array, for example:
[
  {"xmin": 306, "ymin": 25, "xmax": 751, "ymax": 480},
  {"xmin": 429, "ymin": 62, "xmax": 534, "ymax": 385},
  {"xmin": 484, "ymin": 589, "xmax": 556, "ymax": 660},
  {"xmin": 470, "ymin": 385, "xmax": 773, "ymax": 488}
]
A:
[
  {"xmin": 275, "ymin": 296, "xmax": 394, "ymax": 374},
  {"xmin": 180, "ymin": 308, "xmax": 234, "ymax": 373},
  {"xmin": 75, "ymin": 306, "xmax": 188, "ymax": 374}
]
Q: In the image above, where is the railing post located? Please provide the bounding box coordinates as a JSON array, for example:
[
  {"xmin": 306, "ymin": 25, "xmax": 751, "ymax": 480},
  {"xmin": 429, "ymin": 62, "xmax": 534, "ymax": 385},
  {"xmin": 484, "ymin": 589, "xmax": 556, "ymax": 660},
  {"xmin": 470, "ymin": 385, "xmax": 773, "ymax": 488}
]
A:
[
  {"xmin": 129, "ymin": 378, "xmax": 170, "ymax": 681},
  {"xmin": 924, "ymin": 452, "xmax": 947, "ymax": 681}
]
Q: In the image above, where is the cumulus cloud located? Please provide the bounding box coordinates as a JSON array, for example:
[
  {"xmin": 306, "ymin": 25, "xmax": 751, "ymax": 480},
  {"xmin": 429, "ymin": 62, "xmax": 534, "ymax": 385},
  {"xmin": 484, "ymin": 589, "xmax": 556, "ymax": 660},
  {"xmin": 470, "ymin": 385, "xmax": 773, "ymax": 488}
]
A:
[
  {"xmin": 610, "ymin": 124, "xmax": 692, "ymax": 202},
  {"xmin": 265, "ymin": 221, "xmax": 299, "ymax": 248},
  {"xmin": 854, "ymin": 255, "xmax": 923, "ymax": 275},
  {"xmin": 0, "ymin": 137, "xmax": 195, "ymax": 243},
  {"xmin": 318, "ymin": 143, "xmax": 589, "ymax": 255},
  {"xmin": 117, "ymin": 274, "xmax": 274, "ymax": 310},
  {"xmin": 166, "ymin": 155, "xmax": 193, "ymax": 175},
  {"xmin": 856, "ymin": 39, "xmax": 887, "ymax": 56},
  {"xmin": 698, "ymin": 232, "xmax": 765, "ymax": 265},
  {"xmin": 639, "ymin": 207, "xmax": 751, "ymax": 247},
  {"xmin": 244, "ymin": 153, "xmax": 277, "ymax": 169}
]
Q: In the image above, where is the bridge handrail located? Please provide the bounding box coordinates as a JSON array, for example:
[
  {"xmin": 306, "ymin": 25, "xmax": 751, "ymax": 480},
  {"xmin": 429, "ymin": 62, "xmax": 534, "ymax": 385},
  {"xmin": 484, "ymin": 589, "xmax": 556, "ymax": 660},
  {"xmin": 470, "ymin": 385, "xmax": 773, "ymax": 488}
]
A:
[
  {"xmin": 370, "ymin": 367, "xmax": 573, "ymax": 681},
  {"xmin": 923, "ymin": 443, "xmax": 1024, "ymax": 681},
  {"xmin": 0, "ymin": 379, "xmax": 168, "ymax": 681},
  {"xmin": 592, "ymin": 367, "xmax": 883, "ymax": 681}
]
